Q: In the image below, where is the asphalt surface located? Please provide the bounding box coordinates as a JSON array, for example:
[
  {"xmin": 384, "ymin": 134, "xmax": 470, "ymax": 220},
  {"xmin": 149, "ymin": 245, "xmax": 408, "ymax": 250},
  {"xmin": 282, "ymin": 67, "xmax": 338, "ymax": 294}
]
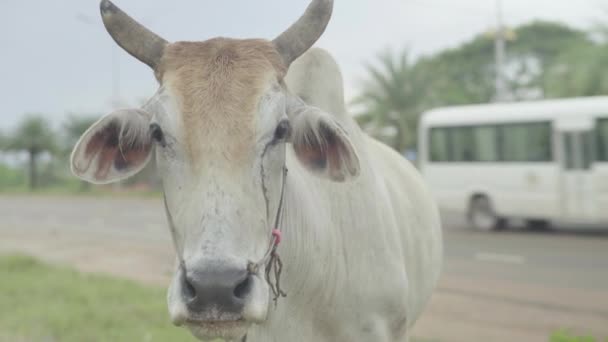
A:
[
  {"xmin": 442, "ymin": 211, "xmax": 608, "ymax": 291},
  {"xmin": 0, "ymin": 195, "xmax": 607, "ymax": 341}
]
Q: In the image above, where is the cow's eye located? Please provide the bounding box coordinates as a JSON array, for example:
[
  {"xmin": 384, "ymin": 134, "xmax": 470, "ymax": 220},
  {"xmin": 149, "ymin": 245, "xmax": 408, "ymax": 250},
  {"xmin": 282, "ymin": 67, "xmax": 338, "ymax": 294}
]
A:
[
  {"xmin": 274, "ymin": 120, "xmax": 292, "ymax": 141},
  {"xmin": 149, "ymin": 123, "xmax": 165, "ymax": 145}
]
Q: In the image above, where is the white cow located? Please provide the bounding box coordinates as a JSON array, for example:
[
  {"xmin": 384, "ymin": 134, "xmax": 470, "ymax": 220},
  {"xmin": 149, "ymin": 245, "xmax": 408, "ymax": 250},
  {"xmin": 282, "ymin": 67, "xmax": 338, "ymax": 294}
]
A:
[{"xmin": 70, "ymin": 1, "xmax": 442, "ymax": 341}]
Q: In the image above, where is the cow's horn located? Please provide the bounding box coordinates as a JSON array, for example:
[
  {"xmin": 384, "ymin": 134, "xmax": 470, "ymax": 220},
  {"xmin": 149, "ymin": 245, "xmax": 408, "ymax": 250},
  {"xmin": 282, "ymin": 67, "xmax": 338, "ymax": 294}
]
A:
[
  {"xmin": 273, "ymin": 0, "xmax": 334, "ymax": 68},
  {"xmin": 99, "ymin": 0, "xmax": 168, "ymax": 70}
]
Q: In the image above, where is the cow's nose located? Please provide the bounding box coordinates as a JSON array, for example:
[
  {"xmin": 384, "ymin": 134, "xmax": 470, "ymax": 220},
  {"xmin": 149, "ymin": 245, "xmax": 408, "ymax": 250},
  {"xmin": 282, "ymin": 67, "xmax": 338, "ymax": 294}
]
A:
[{"xmin": 181, "ymin": 266, "xmax": 253, "ymax": 314}]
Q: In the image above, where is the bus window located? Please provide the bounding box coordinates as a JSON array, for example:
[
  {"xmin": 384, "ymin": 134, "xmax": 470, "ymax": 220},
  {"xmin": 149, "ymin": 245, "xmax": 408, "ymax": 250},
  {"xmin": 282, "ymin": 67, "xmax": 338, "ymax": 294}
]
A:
[
  {"xmin": 429, "ymin": 128, "xmax": 450, "ymax": 162},
  {"xmin": 527, "ymin": 123, "xmax": 552, "ymax": 162},
  {"xmin": 500, "ymin": 124, "xmax": 528, "ymax": 161},
  {"xmin": 582, "ymin": 131, "xmax": 594, "ymax": 169},
  {"xmin": 563, "ymin": 133, "xmax": 576, "ymax": 170},
  {"xmin": 563, "ymin": 131, "xmax": 594, "ymax": 170},
  {"xmin": 598, "ymin": 119, "xmax": 608, "ymax": 162},
  {"xmin": 452, "ymin": 127, "xmax": 475, "ymax": 162},
  {"xmin": 474, "ymin": 126, "xmax": 498, "ymax": 162},
  {"xmin": 500, "ymin": 122, "xmax": 552, "ymax": 162}
]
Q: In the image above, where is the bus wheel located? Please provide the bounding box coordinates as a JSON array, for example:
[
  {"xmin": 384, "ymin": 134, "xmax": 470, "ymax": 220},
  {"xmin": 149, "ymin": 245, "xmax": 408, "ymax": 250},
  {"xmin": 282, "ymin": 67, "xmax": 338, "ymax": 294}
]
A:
[{"xmin": 468, "ymin": 196, "xmax": 503, "ymax": 232}]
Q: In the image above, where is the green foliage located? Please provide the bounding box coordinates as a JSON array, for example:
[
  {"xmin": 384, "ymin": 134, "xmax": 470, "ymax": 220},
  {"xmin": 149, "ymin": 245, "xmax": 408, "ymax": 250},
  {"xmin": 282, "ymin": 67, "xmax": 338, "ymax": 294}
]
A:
[
  {"xmin": 355, "ymin": 20, "xmax": 608, "ymax": 152},
  {"xmin": 354, "ymin": 49, "xmax": 430, "ymax": 152},
  {"xmin": 0, "ymin": 164, "xmax": 26, "ymax": 189},
  {"xmin": 418, "ymin": 20, "xmax": 592, "ymax": 104},
  {"xmin": 550, "ymin": 330, "xmax": 598, "ymax": 342},
  {"xmin": 544, "ymin": 43, "xmax": 608, "ymax": 97},
  {"xmin": 0, "ymin": 114, "xmax": 102, "ymax": 192},
  {"xmin": 511, "ymin": 21, "xmax": 590, "ymax": 65},
  {"xmin": 418, "ymin": 34, "xmax": 496, "ymax": 105},
  {"xmin": 4, "ymin": 114, "xmax": 57, "ymax": 189},
  {"xmin": 6, "ymin": 114, "xmax": 56, "ymax": 155},
  {"xmin": 0, "ymin": 254, "xmax": 194, "ymax": 342}
]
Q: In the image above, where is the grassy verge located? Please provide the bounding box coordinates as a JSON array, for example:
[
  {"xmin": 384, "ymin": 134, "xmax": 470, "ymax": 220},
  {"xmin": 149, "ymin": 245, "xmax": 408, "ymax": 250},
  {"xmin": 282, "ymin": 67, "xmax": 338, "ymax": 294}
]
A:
[
  {"xmin": 550, "ymin": 330, "xmax": 607, "ymax": 342},
  {"xmin": 0, "ymin": 254, "xmax": 192, "ymax": 342}
]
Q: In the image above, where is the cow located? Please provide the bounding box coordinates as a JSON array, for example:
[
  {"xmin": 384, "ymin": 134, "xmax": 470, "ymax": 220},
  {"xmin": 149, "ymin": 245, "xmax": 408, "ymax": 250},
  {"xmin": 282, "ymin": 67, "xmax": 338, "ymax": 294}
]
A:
[{"xmin": 70, "ymin": 1, "xmax": 443, "ymax": 341}]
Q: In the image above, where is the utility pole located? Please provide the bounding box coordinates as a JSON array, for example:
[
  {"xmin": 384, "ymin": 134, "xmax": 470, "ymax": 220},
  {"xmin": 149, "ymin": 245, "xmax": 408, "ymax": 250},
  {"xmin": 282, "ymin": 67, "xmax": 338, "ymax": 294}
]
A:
[{"xmin": 494, "ymin": 0, "xmax": 508, "ymax": 102}]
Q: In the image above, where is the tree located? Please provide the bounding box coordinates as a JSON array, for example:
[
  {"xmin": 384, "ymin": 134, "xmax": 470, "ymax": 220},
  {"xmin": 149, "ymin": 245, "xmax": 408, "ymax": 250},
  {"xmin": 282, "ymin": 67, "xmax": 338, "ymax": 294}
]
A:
[
  {"xmin": 412, "ymin": 21, "xmax": 593, "ymax": 105},
  {"xmin": 543, "ymin": 44, "xmax": 608, "ymax": 97},
  {"xmin": 354, "ymin": 49, "xmax": 430, "ymax": 152},
  {"xmin": 541, "ymin": 22, "xmax": 608, "ymax": 98},
  {"xmin": 419, "ymin": 34, "xmax": 496, "ymax": 105},
  {"xmin": 509, "ymin": 21, "xmax": 595, "ymax": 100},
  {"xmin": 6, "ymin": 115, "xmax": 56, "ymax": 190},
  {"xmin": 354, "ymin": 21, "xmax": 601, "ymax": 156}
]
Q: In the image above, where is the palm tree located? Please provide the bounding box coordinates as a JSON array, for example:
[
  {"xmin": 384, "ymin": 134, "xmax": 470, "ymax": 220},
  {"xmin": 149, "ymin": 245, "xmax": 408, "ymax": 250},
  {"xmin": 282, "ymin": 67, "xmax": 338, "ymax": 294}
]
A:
[
  {"xmin": 354, "ymin": 49, "xmax": 430, "ymax": 153},
  {"xmin": 7, "ymin": 114, "xmax": 56, "ymax": 190}
]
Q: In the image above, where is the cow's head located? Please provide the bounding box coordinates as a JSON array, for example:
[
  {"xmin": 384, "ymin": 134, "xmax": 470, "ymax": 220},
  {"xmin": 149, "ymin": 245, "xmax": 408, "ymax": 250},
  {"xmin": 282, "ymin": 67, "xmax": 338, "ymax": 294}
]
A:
[{"xmin": 70, "ymin": 0, "xmax": 359, "ymax": 340}]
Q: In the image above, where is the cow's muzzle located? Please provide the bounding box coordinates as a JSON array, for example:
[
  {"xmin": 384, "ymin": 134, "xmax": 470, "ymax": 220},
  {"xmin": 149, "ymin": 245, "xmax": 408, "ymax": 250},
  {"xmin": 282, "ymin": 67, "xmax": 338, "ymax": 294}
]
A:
[
  {"xmin": 182, "ymin": 265, "xmax": 253, "ymax": 315},
  {"xmin": 168, "ymin": 261, "xmax": 269, "ymax": 340}
]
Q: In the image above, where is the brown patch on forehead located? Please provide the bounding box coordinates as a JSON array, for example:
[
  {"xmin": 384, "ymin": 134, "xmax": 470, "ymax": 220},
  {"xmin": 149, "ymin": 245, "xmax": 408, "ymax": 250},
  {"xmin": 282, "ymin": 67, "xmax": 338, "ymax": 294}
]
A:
[{"xmin": 158, "ymin": 38, "xmax": 286, "ymax": 168}]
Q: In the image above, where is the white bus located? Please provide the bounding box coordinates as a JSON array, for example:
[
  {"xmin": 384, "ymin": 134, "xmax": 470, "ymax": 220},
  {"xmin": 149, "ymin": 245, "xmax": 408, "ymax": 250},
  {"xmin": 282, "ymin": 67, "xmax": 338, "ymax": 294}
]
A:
[{"xmin": 418, "ymin": 96, "xmax": 608, "ymax": 231}]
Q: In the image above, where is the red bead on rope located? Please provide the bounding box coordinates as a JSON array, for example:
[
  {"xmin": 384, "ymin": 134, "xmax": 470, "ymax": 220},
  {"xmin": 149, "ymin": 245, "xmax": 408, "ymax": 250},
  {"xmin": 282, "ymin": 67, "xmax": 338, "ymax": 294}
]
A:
[{"xmin": 272, "ymin": 229, "xmax": 282, "ymax": 246}]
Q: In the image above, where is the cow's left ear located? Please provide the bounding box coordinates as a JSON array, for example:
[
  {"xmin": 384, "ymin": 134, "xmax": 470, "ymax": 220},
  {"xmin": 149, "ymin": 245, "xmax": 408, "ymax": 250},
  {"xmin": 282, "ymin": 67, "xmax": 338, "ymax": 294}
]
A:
[{"xmin": 291, "ymin": 107, "xmax": 360, "ymax": 182}]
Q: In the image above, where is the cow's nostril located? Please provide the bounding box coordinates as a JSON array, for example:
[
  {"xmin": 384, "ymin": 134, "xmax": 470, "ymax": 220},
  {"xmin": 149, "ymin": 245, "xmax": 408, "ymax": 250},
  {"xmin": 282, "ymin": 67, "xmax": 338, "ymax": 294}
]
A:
[
  {"xmin": 233, "ymin": 274, "xmax": 252, "ymax": 299},
  {"xmin": 182, "ymin": 275, "xmax": 196, "ymax": 301}
]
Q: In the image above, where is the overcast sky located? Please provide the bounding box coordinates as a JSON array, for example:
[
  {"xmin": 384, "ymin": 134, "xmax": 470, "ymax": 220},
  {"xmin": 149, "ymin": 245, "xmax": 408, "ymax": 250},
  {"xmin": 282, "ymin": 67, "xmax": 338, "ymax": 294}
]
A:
[{"xmin": 1, "ymin": 0, "xmax": 606, "ymax": 130}]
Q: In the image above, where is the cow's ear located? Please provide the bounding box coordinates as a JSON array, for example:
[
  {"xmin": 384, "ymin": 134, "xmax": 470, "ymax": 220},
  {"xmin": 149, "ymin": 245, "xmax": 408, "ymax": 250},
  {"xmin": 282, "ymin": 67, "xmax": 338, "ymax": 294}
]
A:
[
  {"xmin": 291, "ymin": 107, "xmax": 360, "ymax": 182},
  {"xmin": 70, "ymin": 109, "xmax": 153, "ymax": 184}
]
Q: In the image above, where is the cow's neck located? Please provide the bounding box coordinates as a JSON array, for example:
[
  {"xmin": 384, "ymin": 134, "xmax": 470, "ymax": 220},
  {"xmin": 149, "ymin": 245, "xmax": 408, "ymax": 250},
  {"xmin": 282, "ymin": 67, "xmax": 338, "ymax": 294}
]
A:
[{"xmin": 276, "ymin": 158, "xmax": 347, "ymax": 303}]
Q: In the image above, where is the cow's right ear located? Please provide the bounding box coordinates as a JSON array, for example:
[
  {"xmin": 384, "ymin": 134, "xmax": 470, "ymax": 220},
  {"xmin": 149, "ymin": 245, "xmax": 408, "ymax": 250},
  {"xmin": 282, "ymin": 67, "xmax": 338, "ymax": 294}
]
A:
[
  {"xmin": 70, "ymin": 109, "xmax": 153, "ymax": 184},
  {"xmin": 291, "ymin": 106, "xmax": 360, "ymax": 182}
]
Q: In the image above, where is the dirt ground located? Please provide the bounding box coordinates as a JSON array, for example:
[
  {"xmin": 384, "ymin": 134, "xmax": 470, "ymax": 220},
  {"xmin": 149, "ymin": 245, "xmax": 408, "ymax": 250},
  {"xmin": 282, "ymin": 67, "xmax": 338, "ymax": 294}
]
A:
[{"xmin": 1, "ymin": 195, "xmax": 607, "ymax": 342}]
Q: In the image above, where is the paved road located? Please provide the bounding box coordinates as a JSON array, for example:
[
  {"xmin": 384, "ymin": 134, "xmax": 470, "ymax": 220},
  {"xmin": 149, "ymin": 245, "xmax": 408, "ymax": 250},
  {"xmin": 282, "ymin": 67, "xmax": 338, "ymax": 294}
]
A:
[
  {"xmin": 1, "ymin": 195, "xmax": 607, "ymax": 341},
  {"xmin": 416, "ymin": 212, "xmax": 608, "ymax": 341}
]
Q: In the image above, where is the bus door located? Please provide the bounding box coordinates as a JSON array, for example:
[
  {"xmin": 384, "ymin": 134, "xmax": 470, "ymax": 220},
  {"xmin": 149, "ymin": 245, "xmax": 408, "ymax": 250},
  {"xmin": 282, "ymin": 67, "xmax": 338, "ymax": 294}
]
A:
[{"xmin": 559, "ymin": 129, "xmax": 595, "ymax": 222}]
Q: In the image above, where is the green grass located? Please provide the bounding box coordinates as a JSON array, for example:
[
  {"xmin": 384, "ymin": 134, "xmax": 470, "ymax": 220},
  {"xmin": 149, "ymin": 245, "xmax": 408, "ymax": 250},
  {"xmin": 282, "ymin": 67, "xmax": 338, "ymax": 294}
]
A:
[
  {"xmin": 0, "ymin": 254, "xmax": 193, "ymax": 342},
  {"xmin": 550, "ymin": 330, "xmax": 606, "ymax": 342}
]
